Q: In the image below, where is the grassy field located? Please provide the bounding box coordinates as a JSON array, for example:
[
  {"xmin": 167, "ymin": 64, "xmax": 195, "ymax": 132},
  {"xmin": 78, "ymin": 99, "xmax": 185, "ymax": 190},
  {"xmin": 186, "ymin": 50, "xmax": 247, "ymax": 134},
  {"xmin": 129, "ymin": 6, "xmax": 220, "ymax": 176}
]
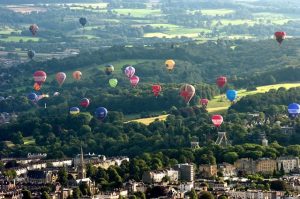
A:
[
  {"xmin": 187, "ymin": 9, "xmax": 235, "ymax": 16},
  {"xmin": 5, "ymin": 136, "xmax": 36, "ymax": 148},
  {"xmin": 0, "ymin": 36, "xmax": 41, "ymax": 42},
  {"xmin": 67, "ymin": 3, "xmax": 108, "ymax": 9},
  {"xmin": 0, "ymin": 27, "xmax": 21, "ymax": 35},
  {"xmin": 112, "ymin": 9, "xmax": 162, "ymax": 17},
  {"xmin": 129, "ymin": 83, "xmax": 300, "ymax": 125}
]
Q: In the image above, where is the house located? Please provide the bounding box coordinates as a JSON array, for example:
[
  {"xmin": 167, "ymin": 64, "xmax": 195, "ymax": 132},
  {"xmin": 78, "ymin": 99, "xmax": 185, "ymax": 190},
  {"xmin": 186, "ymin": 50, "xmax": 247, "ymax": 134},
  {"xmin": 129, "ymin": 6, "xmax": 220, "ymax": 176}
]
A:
[
  {"xmin": 218, "ymin": 163, "xmax": 237, "ymax": 177},
  {"xmin": 234, "ymin": 158, "xmax": 255, "ymax": 175},
  {"xmin": 198, "ymin": 164, "xmax": 217, "ymax": 178},
  {"xmin": 174, "ymin": 163, "xmax": 194, "ymax": 182},
  {"xmin": 255, "ymin": 158, "xmax": 277, "ymax": 174},
  {"xmin": 26, "ymin": 170, "xmax": 57, "ymax": 184},
  {"xmin": 142, "ymin": 169, "xmax": 179, "ymax": 184},
  {"xmin": 277, "ymin": 157, "xmax": 299, "ymax": 174}
]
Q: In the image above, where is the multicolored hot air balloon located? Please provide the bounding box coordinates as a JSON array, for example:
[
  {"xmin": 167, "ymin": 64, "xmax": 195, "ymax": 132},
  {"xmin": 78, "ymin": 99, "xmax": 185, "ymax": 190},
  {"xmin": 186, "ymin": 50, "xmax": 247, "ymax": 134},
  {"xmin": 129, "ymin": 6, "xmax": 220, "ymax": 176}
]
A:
[
  {"xmin": 165, "ymin": 59, "xmax": 175, "ymax": 71},
  {"xmin": 152, "ymin": 84, "xmax": 162, "ymax": 97},
  {"xmin": 29, "ymin": 24, "xmax": 39, "ymax": 36},
  {"xmin": 288, "ymin": 103, "xmax": 300, "ymax": 118},
  {"xmin": 274, "ymin": 31, "xmax": 286, "ymax": 45},
  {"xmin": 216, "ymin": 76, "xmax": 227, "ymax": 88},
  {"xmin": 33, "ymin": 71, "xmax": 47, "ymax": 91},
  {"xmin": 27, "ymin": 50, "xmax": 35, "ymax": 60},
  {"xmin": 56, "ymin": 72, "xmax": 66, "ymax": 86},
  {"xmin": 124, "ymin": 65, "xmax": 135, "ymax": 78},
  {"xmin": 200, "ymin": 98, "xmax": 209, "ymax": 107},
  {"xmin": 180, "ymin": 84, "xmax": 195, "ymax": 104},
  {"xmin": 73, "ymin": 71, "xmax": 82, "ymax": 80},
  {"xmin": 226, "ymin": 90, "xmax": 237, "ymax": 102},
  {"xmin": 80, "ymin": 98, "xmax": 90, "ymax": 108},
  {"xmin": 79, "ymin": 17, "xmax": 87, "ymax": 27},
  {"xmin": 105, "ymin": 64, "xmax": 114, "ymax": 75},
  {"xmin": 212, "ymin": 114, "xmax": 223, "ymax": 128},
  {"xmin": 130, "ymin": 75, "xmax": 139, "ymax": 87},
  {"xmin": 109, "ymin": 78, "xmax": 118, "ymax": 88},
  {"xmin": 95, "ymin": 107, "xmax": 108, "ymax": 120},
  {"xmin": 70, "ymin": 107, "xmax": 80, "ymax": 115}
]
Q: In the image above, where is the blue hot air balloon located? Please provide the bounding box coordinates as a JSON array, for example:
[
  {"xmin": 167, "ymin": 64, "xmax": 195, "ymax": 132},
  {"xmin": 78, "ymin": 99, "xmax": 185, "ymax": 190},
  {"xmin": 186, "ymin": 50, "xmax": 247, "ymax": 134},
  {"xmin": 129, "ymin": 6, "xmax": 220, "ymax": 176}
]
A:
[
  {"xmin": 226, "ymin": 90, "xmax": 237, "ymax": 102},
  {"xmin": 95, "ymin": 107, "xmax": 108, "ymax": 120},
  {"xmin": 70, "ymin": 107, "xmax": 80, "ymax": 115},
  {"xmin": 288, "ymin": 103, "xmax": 300, "ymax": 118},
  {"xmin": 27, "ymin": 92, "xmax": 37, "ymax": 102}
]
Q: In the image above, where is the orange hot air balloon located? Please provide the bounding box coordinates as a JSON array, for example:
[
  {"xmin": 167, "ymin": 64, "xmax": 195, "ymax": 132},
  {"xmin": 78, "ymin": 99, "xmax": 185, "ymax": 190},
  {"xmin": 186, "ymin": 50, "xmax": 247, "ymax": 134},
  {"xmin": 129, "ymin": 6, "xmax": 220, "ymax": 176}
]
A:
[
  {"xmin": 56, "ymin": 72, "xmax": 66, "ymax": 86},
  {"xmin": 180, "ymin": 84, "xmax": 195, "ymax": 104},
  {"xmin": 33, "ymin": 83, "xmax": 41, "ymax": 91},
  {"xmin": 73, "ymin": 71, "xmax": 82, "ymax": 80},
  {"xmin": 152, "ymin": 84, "xmax": 162, "ymax": 97},
  {"xmin": 165, "ymin": 59, "xmax": 175, "ymax": 71}
]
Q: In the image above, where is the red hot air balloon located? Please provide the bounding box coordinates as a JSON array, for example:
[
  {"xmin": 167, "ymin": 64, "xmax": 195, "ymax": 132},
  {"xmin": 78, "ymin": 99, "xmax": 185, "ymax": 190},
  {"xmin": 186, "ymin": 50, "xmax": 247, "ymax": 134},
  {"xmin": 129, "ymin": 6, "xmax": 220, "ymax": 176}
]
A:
[
  {"xmin": 274, "ymin": 31, "xmax": 286, "ymax": 45},
  {"xmin": 33, "ymin": 71, "xmax": 47, "ymax": 90},
  {"xmin": 152, "ymin": 84, "xmax": 162, "ymax": 97},
  {"xmin": 80, "ymin": 98, "xmax": 90, "ymax": 108},
  {"xmin": 200, "ymin": 98, "xmax": 209, "ymax": 107},
  {"xmin": 130, "ymin": 75, "xmax": 139, "ymax": 87},
  {"xmin": 216, "ymin": 76, "xmax": 227, "ymax": 88},
  {"xmin": 180, "ymin": 84, "xmax": 195, "ymax": 104},
  {"xmin": 56, "ymin": 72, "xmax": 66, "ymax": 86},
  {"xmin": 212, "ymin": 114, "xmax": 223, "ymax": 128}
]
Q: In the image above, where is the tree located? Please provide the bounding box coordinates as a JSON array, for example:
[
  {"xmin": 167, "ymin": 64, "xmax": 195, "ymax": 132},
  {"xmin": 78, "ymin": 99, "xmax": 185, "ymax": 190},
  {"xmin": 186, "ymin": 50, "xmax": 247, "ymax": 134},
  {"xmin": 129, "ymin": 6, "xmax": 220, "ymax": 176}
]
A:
[
  {"xmin": 22, "ymin": 190, "xmax": 32, "ymax": 199},
  {"xmin": 218, "ymin": 196, "xmax": 228, "ymax": 199},
  {"xmin": 270, "ymin": 180, "xmax": 287, "ymax": 191},
  {"xmin": 12, "ymin": 131, "xmax": 24, "ymax": 145},
  {"xmin": 188, "ymin": 188, "xmax": 197, "ymax": 199},
  {"xmin": 134, "ymin": 191, "xmax": 146, "ymax": 199},
  {"xmin": 199, "ymin": 191, "xmax": 215, "ymax": 199},
  {"xmin": 41, "ymin": 191, "xmax": 50, "ymax": 199},
  {"xmin": 223, "ymin": 152, "xmax": 238, "ymax": 164},
  {"xmin": 58, "ymin": 167, "xmax": 68, "ymax": 187},
  {"xmin": 72, "ymin": 187, "xmax": 81, "ymax": 199}
]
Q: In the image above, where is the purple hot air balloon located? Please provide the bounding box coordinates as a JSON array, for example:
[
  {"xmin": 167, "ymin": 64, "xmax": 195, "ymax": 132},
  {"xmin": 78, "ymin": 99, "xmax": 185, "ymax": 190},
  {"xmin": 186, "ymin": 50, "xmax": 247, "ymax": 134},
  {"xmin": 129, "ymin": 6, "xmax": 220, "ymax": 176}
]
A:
[{"xmin": 124, "ymin": 65, "xmax": 135, "ymax": 78}]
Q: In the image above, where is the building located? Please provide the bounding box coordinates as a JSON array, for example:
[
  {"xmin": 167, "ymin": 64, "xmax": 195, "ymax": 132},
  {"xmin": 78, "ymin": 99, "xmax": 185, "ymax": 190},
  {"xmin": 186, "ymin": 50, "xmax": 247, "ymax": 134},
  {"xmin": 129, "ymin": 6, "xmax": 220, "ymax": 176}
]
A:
[
  {"xmin": 255, "ymin": 158, "xmax": 277, "ymax": 174},
  {"xmin": 234, "ymin": 158, "xmax": 255, "ymax": 175},
  {"xmin": 262, "ymin": 138, "xmax": 268, "ymax": 146},
  {"xmin": 142, "ymin": 169, "xmax": 179, "ymax": 184},
  {"xmin": 218, "ymin": 163, "xmax": 237, "ymax": 177},
  {"xmin": 211, "ymin": 181, "xmax": 229, "ymax": 191},
  {"xmin": 77, "ymin": 146, "xmax": 86, "ymax": 179},
  {"xmin": 174, "ymin": 164, "xmax": 194, "ymax": 182},
  {"xmin": 27, "ymin": 170, "xmax": 57, "ymax": 184},
  {"xmin": 228, "ymin": 190, "xmax": 285, "ymax": 199},
  {"xmin": 198, "ymin": 164, "xmax": 217, "ymax": 178},
  {"xmin": 277, "ymin": 156, "xmax": 299, "ymax": 174}
]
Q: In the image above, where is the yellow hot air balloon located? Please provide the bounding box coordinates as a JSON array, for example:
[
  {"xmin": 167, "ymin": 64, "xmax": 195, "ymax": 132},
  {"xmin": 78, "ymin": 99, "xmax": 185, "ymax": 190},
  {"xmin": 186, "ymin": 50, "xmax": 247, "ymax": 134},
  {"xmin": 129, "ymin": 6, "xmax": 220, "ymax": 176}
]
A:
[
  {"xmin": 165, "ymin": 59, "xmax": 175, "ymax": 71},
  {"xmin": 109, "ymin": 78, "xmax": 118, "ymax": 88}
]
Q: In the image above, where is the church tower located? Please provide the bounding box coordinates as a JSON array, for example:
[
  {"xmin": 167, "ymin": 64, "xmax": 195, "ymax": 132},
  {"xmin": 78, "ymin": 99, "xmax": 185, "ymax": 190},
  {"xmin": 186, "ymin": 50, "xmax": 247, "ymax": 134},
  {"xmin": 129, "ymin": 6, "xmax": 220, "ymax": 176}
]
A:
[{"xmin": 77, "ymin": 146, "xmax": 86, "ymax": 179}]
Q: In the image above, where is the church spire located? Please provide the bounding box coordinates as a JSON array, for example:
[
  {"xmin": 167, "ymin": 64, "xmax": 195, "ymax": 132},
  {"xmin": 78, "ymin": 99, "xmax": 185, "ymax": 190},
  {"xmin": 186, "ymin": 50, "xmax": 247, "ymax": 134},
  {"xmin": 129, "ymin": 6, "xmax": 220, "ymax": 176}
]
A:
[{"xmin": 78, "ymin": 145, "xmax": 86, "ymax": 179}]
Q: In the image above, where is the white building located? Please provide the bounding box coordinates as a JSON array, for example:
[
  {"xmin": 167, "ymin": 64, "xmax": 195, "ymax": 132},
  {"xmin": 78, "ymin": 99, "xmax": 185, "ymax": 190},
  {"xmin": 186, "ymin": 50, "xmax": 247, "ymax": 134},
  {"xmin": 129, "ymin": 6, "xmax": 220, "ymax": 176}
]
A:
[
  {"xmin": 277, "ymin": 157, "xmax": 299, "ymax": 173},
  {"xmin": 228, "ymin": 190, "xmax": 285, "ymax": 199}
]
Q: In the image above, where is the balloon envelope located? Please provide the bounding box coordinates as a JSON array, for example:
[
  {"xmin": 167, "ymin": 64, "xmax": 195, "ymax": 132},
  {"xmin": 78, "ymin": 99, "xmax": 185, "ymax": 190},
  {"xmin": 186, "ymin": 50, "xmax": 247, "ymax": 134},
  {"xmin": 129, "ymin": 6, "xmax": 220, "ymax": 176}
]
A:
[
  {"xmin": 73, "ymin": 71, "xmax": 82, "ymax": 80},
  {"xmin": 29, "ymin": 24, "xmax": 39, "ymax": 36},
  {"xmin": 124, "ymin": 66, "xmax": 135, "ymax": 78},
  {"xmin": 27, "ymin": 50, "xmax": 35, "ymax": 59},
  {"xmin": 152, "ymin": 84, "xmax": 162, "ymax": 97},
  {"xmin": 79, "ymin": 17, "xmax": 87, "ymax": 27},
  {"xmin": 274, "ymin": 31, "xmax": 286, "ymax": 44},
  {"xmin": 70, "ymin": 107, "xmax": 80, "ymax": 115},
  {"xmin": 56, "ymin": 72, "xmax": 66, "ymax": 86},
  {"xmin": 33, "ymin": 71, "xmax": 47, "ymax": 85},
  {"xmin": 165, "ymin": 59, "xmax": 175, "ymax": 71},
  {"xmin": 212, "ymin": 114, "xmax": 223, "ymax": 127},
  {"xmin": 27, "ymin": 93, "xmax": 37, "ymax": 102},
  {"xmin": 226, "ymin": 90, "xmax": 237, "ymax": 102},
  {"xmin": 109, "ymin": 78, "xmax": 118, "ymax": 88},
  {"xmin": 80, "ymin": 98, "xmax": 90, "ymax": 108},
  {"xmin": 216, "ymin": 76, "xmax": 227, "ymax": 88},
  {"xmin": 95, "ymin": 107, "xmax": 108, "ymax": 120},
  {"xmin": 130, "ymin": 75, "xmax": 139, "ymax": 87},
  {"xmin": 180, "ymin": 84, "xmax": 195, "ymax": 104},
  {"xmin": 200, "ymin": 98, "xmax": 209, "ymax": 106},
  {"xmin": 105, "ymin": 65, "xmax": 114, "ymax": 75},
  {"xmin": 288, "ymin": 103, "xmax": 300, "ymax": 118}
]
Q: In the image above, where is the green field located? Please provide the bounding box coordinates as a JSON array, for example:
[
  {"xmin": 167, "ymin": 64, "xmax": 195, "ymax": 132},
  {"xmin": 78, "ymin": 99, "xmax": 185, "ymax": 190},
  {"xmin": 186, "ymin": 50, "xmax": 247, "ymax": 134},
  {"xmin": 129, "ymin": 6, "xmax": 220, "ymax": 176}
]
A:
[
  {"xmin": 0, "ymin": 36, "xmax": 42, "ymax": 42},
  {"xmin": 112, "ymin": 9, "xmax": 162, "ymax": 17},
  {"xmin": 0, "ymin": 27, "xmax": 21, "ymax": 35},
  {"xmin": 188, "ymin": 9, "xmax": 235, "ymax": 16}
]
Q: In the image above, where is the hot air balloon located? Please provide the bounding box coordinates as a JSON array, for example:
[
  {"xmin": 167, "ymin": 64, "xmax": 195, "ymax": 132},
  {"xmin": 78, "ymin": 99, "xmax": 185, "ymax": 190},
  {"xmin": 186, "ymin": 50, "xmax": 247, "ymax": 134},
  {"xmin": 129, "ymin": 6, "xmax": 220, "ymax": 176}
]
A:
[
  {"xmin": 27, "ymin": 93, "xmax": 37, "ymax": 102},
  {"xmin": 53, "ymin": 92, "xmax": 60, "ymax": 96},
  {"xmin": 212, "ymin": 114, "xmax": 223, "ymax": 128},
  {"xmin": 124, "ymin": 65, "xmax": 135, "ymax": 78},
  {"xmin": 56, "ymin": 72, "xmax": 66, "ymax": 86},
  {"xmin": 27, "ymin": 50, "xmax": 35, "ymax": 60},
  {"xmin": 274, "ymin": 31, "xmax": 286, "ymax": 45},
  {"xmin": 152, "ymin": 84, "xmax": 162, "ymax": 97},
  {"xmin": 109, "ymin": 78, "xmax": 118, "ymax": 88},
  {"xmin": 33, "ymin": 71, "xmax": 47, "ymax": 90},
  {"xmin": 165, "ymin": 59, "xmax": 175, "ymax": 71},
  {"xmin": 288, "ymin": 103, "xmax": 300, "ymax": 118},
  {"xmin": 200, "ymin": 98, "xmax": 209, "ymax": 107},
  {"xmin": 226, "ymin": 90, "xmax": 237, "ymax": 102},
  {"xmin": 29, "ymin": 24, "xmax": 39, "ymax": 36},
  {"xmin": 70, "ymin": 107, "xmax": 80, "ymax": 115},
  {"xmin": 79, "ymin": 17, "xmax": 87, "ymax": 27},
  {"xmin": 73, "ymin": 71, "xmax": 82, "ymax": 80},
  {"xmin": 80, "ymin": 98, "xmax": 90, "ymax": 108},
  {"xmin": 105, "ymin": 64, "xmax": 114, "ymax": 75},
  {"xmin": 36, "ymin": 94, "xmax": 49, "ymax": 101},
  {"xmin": 95, "ymin": 107, "xmax": 108, "ymax": 120},
  {"xmin": 180, "ymin": 84, "xmax": 195, "ymax": 104},
  {"xmin": 130, "ymin": 75, "xmax": 139, "ymax": 87},
  {"xmin": 216, "ymin": 76, "xmax": 227, "ymax": 88}
]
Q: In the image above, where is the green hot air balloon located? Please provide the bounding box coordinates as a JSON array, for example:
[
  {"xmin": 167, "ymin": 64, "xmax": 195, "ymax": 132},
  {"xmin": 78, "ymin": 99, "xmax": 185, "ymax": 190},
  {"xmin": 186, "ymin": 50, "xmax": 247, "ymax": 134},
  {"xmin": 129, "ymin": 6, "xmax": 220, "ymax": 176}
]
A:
[{"xmin": 109, "ymin": 78, "xmax": 118, "ymax": 88}]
